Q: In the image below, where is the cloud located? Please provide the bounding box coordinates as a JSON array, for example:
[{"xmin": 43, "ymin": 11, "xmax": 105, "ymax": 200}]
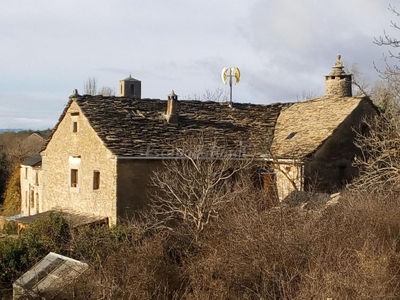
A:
[{"xmin": 0, "ymin": 0, "xmax": 397, "ymax": 128}]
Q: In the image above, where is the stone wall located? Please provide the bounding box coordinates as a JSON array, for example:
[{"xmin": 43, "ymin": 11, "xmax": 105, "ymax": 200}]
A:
[
  {"xmin": 116, "ymin": 159, "xmax": 164, "ymax": 220},
  {"xmin": 325, "ymin": 76, "xmax": 352, "ymax": 97},
  {"xmin": 274, "ymin": 163, "xmax": 303, "ymax": 200},
  {"xmin": 305, "ymin": 98, "xmax": 377, "ymax": 193},
  {"xmin": 20, "ymin": 166, "xmax": 42, "ymax": 216},
  {"xmin": 41, "ymin": 101, "xmax": 118, "ymax": 225},
  {"xmin": 119, "ymin": 79, "xmax": 141, "ymax": 98}
]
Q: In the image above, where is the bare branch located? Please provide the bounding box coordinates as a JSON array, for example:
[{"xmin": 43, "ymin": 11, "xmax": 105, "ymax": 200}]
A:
[
  {"xmin": 150, "ymin": 134, "xmax": 254, "ymax": 234},
  {"xmin": 84, "ymin": 77, "xmax": 97, "ymax": 95},
  {"xmin": 84, "ymin": 77, "xmax": 115, "ymax": 96},
  {"xmin": 350, "ymin": 113, "xmax": 400, "ymax": 196}
]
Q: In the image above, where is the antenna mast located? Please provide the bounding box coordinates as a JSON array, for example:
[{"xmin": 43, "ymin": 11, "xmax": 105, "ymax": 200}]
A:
[{"xmin": 221, "ymin": 67, "xmax": 241, "ymax": 107}]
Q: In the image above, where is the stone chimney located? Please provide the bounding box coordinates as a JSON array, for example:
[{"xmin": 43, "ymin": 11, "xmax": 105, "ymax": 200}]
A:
[
  {"xmin": 165, "ymin": 90, "xmax": 179, "ymax": 123},
  {"xmin": 325, "ymin": 55, "xmax": 352, "ymax": 97},
  {"xmin": 119, "ymin": 75, "xmax": 141, "ymax": 98}
]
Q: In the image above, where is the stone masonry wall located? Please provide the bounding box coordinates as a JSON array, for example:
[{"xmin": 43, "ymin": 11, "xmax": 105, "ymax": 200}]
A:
[
  {"xmin": 20, "ymin": 166, "xmax": 42, "ymax": 216},
  {"xmin": 274, "ymin": 163, "xmax": 303, "ymax": 200},
  {"xmin": 41, "ymin": 101, "xmax": 118, "ymax": 225},
  {"xmin": 119, "ymin": 80, "xmax": 141, "ymax": 98},
  {"xmin": 305, "ymin": 99, "xmax": 377, "ymax": 193},
  {"xmin": 116, "ymin": 159, "xmax": 164, "ymax": 220},
  {"xmin": 325, "ymin": 77, "xmax": 352, "ymax": 97}
]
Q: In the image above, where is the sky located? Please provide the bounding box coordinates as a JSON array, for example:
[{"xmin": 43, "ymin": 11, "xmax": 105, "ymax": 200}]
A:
[{"xmin": 0, "ymin": 0, "xmax": 397, "ymax": 129}]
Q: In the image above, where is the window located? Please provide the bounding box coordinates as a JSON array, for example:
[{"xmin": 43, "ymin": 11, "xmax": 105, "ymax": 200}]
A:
[
  {"xmin": 35, "ymin": 171, "xmax": 39, "ymax": 185},
  {"xmin": 69, "ymin": 156, "xmax": 81, "ymax": 189},
  {"xmin": 93, "ymin": 171, "xmax": 100, "ymax": 190},
  {"xmin": 130, "ymin": 84, "xmax": 134, "ymax": 94},
  {"xmin": 71, "ymin": 169, "xmax": 78, "ymax": 187},
  {"xmin": 71, "ymin": 112, "xmax": 79, "ymax": 132},
  {"xmin": 25, "ymin": 167, "xmax": 28, "ymax": 179},
  {"xmin": 30, "ymin": 190, "xmax": 34, "ymax": 208},
  {"xmin": 36, "ymin": 193, "xmax": 39, "ymax": 213}
]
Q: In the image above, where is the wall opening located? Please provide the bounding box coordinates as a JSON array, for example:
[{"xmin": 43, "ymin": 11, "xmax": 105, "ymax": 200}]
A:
[
  {"xmin": 71, "ymin": 169, "xmax": 78, "ymax": 187},
  {"xmin": 35, "ymin": 193, "xmax": 39, "ymax": 214},
  {"xmin": 30, "ymin": 190, "xmax": 34, "ymax": 208},
  {"xmin": 93, "ymin": 171, "xmax": 100, "ymax": 190}
]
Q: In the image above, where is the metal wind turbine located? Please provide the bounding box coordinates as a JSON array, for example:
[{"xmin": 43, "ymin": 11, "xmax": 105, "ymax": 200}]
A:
[{"xmin": 221, "ymin": 67, "xmax": 241, "ymax": 107}]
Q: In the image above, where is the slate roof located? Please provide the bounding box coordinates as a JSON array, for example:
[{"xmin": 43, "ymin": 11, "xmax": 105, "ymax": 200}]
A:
[
  {"xmin": 50, "ymin": 96, "xmax": 287, "ymax": 158},
  {"xmin": 44, "ymin": 93, "xmax": 376, "ymax": 160},
  {"xmin": 21, "ymin": 154, "xmax": 42, "ymax": 167},
  {"xmin": 271, "ymin": 96, "xmax": 372, "ymax": 159},
  {"xmin": 121, "ymin": 75, "xmax": 140, "ymax": 81},
  {"xmin": 15, "ymin": 210, "xmax": 108, "ymax": 227}
]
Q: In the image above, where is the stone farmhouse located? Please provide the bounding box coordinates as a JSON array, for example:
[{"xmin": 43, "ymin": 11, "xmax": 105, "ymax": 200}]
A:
[
  {"xmin": 20, "ymin": 155, "xmax": 42, "ymax": 216},
  {"xmin": 18, "ymin": 56, "xmax": 378, "ymax": 226},
  {"xmin": 19, "ymin": 133, "xmax": 48, "ymax": 217}
]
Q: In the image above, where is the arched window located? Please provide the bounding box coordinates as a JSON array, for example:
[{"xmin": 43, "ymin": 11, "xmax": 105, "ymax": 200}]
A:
[{"xmin": 130, "ymin": 84, "xmax": 134, "ymax": 94}]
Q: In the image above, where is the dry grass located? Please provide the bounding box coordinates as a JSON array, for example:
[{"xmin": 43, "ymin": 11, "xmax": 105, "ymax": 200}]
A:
[
  {"xmin": 1, "ymin": 190, "xmax": 400, "ymax": 299},
  {"xmin": 61, "ymin": 190, "xmax": 400, "ymax": 299}
]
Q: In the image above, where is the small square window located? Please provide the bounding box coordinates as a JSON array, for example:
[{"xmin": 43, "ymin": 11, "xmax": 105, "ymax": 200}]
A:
[
  {"xmin": 93, "ymin": 171, "xmax": 100, "ymax": 190},
  {"xmin": 71, "ymin": 169, "xmax": 78, "ymax": 187},
  {"xmin": 72, "ymin": 122, "xmax": 78, "ymax": 133}
]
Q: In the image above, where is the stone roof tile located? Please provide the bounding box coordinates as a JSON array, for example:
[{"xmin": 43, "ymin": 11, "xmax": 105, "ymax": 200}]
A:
[
  {"xmin": 43, "ymin": 95, "xmax": 375, "ymax": 160},
  {"xmin": 271, "ymin": 96, "xmax": 370, "ymax": 159},
  {"xmin": 71, "ymin": 96, "xmax": 287, "ymax": 158}
]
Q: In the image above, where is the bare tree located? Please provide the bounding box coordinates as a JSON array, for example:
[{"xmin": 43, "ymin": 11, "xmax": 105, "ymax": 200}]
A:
[
  {"xmin": 202, "ymin": 86, "xmax": 229, "ymax": 102},
  {"xmin": 348, "ymin": 4, "xmax": 400, "ymax": 195},
  {"xmin": 84, "ymin": 77, "xmax": 97, "ymax": 95},
  {"xmin": 345, "ymin": 4, "xmax": 400, "ymax": 195},
  {"xmin": 296, "ymin": 90, "xmax": 320, "ymax": 101},
  {"xmin": 347, "ymin": 64, "xmax": 372, "ymax": 97},
  {"xmin": 150, "ymin": 135, "xmax": 253, "ymax": 233},
  {"xmin": 182, "ymin": 87, "xmax": 229, "ymax": 102},
  {"xmin": 350, "ymin": 112, "xmax": 400, "ymax": 195},
  {"xmin": 84, "ymin": 77, "xmax": 115, "ymax": 96},
  {"xmin": 373, "ymin": 4, "xmax": 400, "ymax": 108},
  {"xmin": 97, "ymin": 86, "xmax": 115, "ymax": 96}
]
